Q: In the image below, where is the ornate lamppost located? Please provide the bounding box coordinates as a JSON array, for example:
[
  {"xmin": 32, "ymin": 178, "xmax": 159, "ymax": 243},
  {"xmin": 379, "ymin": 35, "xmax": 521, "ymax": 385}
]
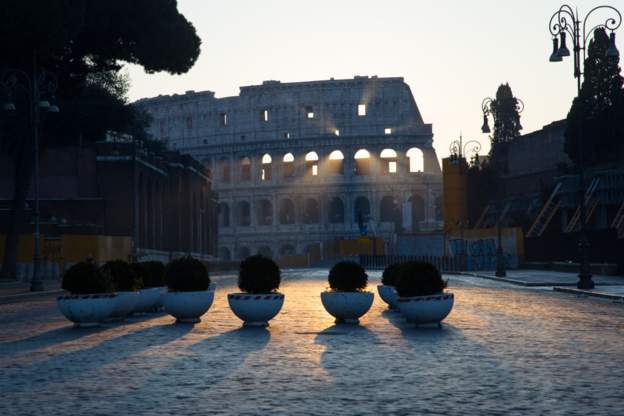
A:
[
  {"xmin": 548, "ymin": 4, "xmax": 621, "ymax": 289},
  {"xmin": 1, "ymin": 56, "xmax": 59, "ymax": 291},
  {"xmin": 449, "ymin": 135, "xmax": 481, "ymax": 270},
  {"xmin": 481, "ymin": 96, "xmax": 524, "ymax": 277}
]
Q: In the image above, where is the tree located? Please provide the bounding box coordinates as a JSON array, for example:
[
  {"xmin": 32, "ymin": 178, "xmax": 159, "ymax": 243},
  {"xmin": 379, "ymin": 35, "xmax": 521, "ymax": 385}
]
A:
[
  {"xmin": 565, "ymin": 28, "xmax": 624, "ymax": 167},
  {"xmin": 0, "ymin": 0, "xmax": 201, "ymax": 278},
  {"xmin": 488, "ymin": 83, "xmax": 523, "ymax": 173}
]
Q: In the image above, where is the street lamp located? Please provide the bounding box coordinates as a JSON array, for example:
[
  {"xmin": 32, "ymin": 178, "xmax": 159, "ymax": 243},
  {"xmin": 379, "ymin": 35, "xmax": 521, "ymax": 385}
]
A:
[
  {"xmin": 1, "ymin": 57, "xmax": 60, "ymax": 291},
  {"xmin": 548, "ymin": 5, "xmax": 621, "ymax": 290},
  {"xmin": 449, "ymin": 135, "xmax": 481, "ymax": 271}
]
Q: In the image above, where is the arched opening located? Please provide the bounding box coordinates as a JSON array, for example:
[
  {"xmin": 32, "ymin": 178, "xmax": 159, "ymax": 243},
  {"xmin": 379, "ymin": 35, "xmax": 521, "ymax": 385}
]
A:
[
  {"xmin": 354, "ymin": 149, "xmax": 371, "ymax": 175},
  {"xmin": 380, "ymin": 196, "xmax": 402, "ymax": 231},
  {"xmin": 282, "ymin": 153, "xmax": 295, "ymax": 178},
  {"xmin": 218, "ymin": 247, "xmax": 231, "ymax": 260},
  {"xmin": 410, "ymin": 194, "xmax": 426, "ymax": 231},
  {"xmin": 304, "ymin": 198, "xmax": 320, "ymax": 224},
  {"xmin": 406, "ymin": 148, "xmax": 424, "ymax": 173},
  {"xmin": 261, "ymin": 153, "xmax": 272, "ymax": 181},
  {"xmin": 279, "ymin": 244, "xmax": 296, "ymax": 256},
  {"xmin": 237, "ymin": 201, "xmax": 251, "ymax": 226},
  {"xmin": 380, "ymin": 148, "xmax": 398, "ymax": 175},
  {"xmin": 354, "ymin": 196, "xmax": 370, "ymax": 228},
  {"xmin": 218, "ymin": 202, "xmax": 230, "ymax": 227},
  {"xmin": 328, "ymin": 150, "xmax": 344, "ymax": 175},
  {"xmin": 257, "ymin": 246, "xmax": 273, "ymax": 258},
  {"xmin": 279, "ymin": 199, "xmax": 296, "ymax": 224},
  {"xmin": 328, "ymin": 197, "xmax": 345, "ymax": 223},
  {"xmin": 240, "ymin": 157, "xmax": 252, "ymax": 181},
  {"xmin": 219, "ymin": 158, "xmax": 231, "ymax": 182},
  {"xmin": 256, "ymin": 199, "xmax": 273, "ymax": 226},
  {"xmin": 237, "ymin": 246, "xmax": 251, "ymax": 259},
  {"xmin": 305, "ymin": 151, "xmax": 319, "ymax": 177}
]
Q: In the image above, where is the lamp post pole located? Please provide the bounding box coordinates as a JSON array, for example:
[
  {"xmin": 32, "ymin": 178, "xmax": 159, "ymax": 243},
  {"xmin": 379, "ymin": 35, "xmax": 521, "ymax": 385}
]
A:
[{"xmin": 548, "ymin": 5, "xmax": 621, "ymax": 289}]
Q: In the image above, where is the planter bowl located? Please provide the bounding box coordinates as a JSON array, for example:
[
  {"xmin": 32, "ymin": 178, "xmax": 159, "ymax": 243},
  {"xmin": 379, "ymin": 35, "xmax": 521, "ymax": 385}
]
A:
[
  {"xmin": 320, "ymin": 291, "xmax": 374, "ymax": 324},
  {"xmin": 57, "ymin": 294, "xmax": 117, "ymax": 327},
  {"xmin": 163, "ymin": 289, "xmax": 215, "ymax": 323},
  {"xmin": 227, "ymin": 293, "xmax": 284, "ymax": 327},
  {"xmin": 133, "ymin": 287, "xmax": 163, "ymax": 314},
  {"xmin": 109, "ymin": 291, "xmax": 139, "ymax": 321},
  {"xmin": 398, "ymin": 293, "xmax": 454, "ymax": 326},
  {"xmin": 377, "ymin": 285, "xmax": 399, "ymax": 309}
]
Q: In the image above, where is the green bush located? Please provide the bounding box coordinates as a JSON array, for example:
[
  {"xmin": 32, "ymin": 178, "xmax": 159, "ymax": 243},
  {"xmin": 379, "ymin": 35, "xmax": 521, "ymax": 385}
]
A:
[
  {"xmin": 62, "ymin": 261, "xmax": 114, "ymax": 294},
  {"xmin": 100, "ymin": 260, "xmax": 143, "ymax": 292},
  {"xmin": 165, "ymin": 256, "xmax": 210, "ymax": 292},
  {"xmin": 140, "ymin": 261, "xmax": 166, "ymax": 288},
  {"xmin": 328, "ymin": 261, "xmax": 368, "ymax": 292},
  {"xmin": 395, "ymin": 261, "xmax": 447, "ymax": 297},
  {"xmin": 238, "ymin": 255, "xmax": 281, "ymax": 294},
  {"xmin": 381, "ymin": 263, "xmax": 403, "ymax": 286}
]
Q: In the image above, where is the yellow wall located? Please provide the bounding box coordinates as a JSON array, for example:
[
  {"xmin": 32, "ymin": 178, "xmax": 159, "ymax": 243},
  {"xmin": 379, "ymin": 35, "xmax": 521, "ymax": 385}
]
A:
[
  {"xmin": 442, "ymin": 157, "xmax": 469, "ymax": 234},
  {"xmin": 61, "ymin": 235, "xmax": 132, "ymax": 263},
  {"xmin": 338, "ymin": 237, "xmax": 385, "ymax": 256},
  {"xmin": 0, "ymin": 234, "xmax": 44, "ymax": 262}
]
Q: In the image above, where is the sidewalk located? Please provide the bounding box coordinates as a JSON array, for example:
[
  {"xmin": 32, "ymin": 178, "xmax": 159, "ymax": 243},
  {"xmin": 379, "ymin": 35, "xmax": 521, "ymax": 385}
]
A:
[
  {"xmin": 0, "ymin": 279, "xmax": 63, "ymax": 304},
  {"xmin": 463, "ymin": 269, "xmax": 624, "ymax": 287},
  {"xmin": 553, "ymin": 286, "xmax": 624, "ymax": 302}
]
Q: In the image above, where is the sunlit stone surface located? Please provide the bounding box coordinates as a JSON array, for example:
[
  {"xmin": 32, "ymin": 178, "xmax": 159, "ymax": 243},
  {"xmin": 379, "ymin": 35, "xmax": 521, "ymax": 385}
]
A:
[{"xmin": 1, "ymin": 271, "xmax": 623, "ymax": 415}]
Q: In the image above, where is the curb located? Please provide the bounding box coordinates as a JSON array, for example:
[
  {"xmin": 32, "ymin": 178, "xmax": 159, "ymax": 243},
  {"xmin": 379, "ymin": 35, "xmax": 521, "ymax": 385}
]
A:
[
  {"xmin": 459, "ymin": 272, "xmax": 576, "ymax": 287},
  {"xmin": 0, "ymin": 289, "xmax": 64, "ymax": 304},
  {"xmin": 553, "ymin": 286, "xmax": 624, "ymax": 302}
]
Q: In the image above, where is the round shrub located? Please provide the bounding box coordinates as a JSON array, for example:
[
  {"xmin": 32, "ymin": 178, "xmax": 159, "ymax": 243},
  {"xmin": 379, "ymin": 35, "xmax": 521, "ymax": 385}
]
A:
[
  {"xmin": 165, "ymin": 256, "xmax": 211, "ymax": 292},
  {"xmin": 62, "ymin": 261, "xmax": 114, "ymax": 294},
  {"xmin": 130, "ymin": 262, "xmax": 152, "ymax": 288},
  {"xmin": 140, "ymin": 261, "xmax": 166, "ymax": 288},
  {"xmin": 328, "ymin": 261, "xmax": 368, "ymax": 292},
  {"xmin": 238, "ymin": 255, "xmax": 281, "ymax": 294},
  {"xmin": 101, "ymin": 260, "xmax": 143, "ymax": 292},
  {"xmin": 395, "ymin": 261, "xmax": 447, "ymax": 297},
  {"xmin": 381, "ymin": 263, "xmax": 404, "ymax": 286}
]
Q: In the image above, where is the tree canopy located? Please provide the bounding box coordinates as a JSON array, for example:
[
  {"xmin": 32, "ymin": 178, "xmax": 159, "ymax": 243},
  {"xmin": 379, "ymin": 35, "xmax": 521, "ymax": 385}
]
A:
[
  {"xmin": 565, "ymin": 28, "xmax": 624, "ymax": 167},
  {"xmin": 487, "ymin": 83, "xmax": 523, "ymax": 173}
]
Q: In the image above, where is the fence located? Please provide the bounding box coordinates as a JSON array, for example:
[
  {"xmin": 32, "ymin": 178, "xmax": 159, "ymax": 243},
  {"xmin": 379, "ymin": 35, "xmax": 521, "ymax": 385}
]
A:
[{"xmin": 359, "ymin": 255, "xmax": 460, "ymax": 272}]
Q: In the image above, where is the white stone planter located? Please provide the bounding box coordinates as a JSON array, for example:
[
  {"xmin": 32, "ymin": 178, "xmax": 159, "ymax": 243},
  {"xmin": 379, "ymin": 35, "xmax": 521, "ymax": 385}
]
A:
[
  {"xmin": 132, "ymin": 287, "xmax": 164, "ymax": 314},
  {"xmin": 320, "ymin": 291, "xmax": 374, "ymax": 324},
  {"xmin": 398, "ymin": 293, "xmax": 454, "ymax": 327},
  {"xmin": 57, "ymin": 294, "xmax": 117, "ymax": 327},
  {"xmin": 110, "ymin": 291, "xmax": 139, "ymax": 320},
  {"xmin": 163, "ymin": 289, "xmax": 215, "ymax": 324},
  {"xmin": 377, "ymin": 285, "xmax": 399, "ymax": 310},
  {"xmin": 227, "ymin": 293, "xmax": 285, "ymax": 327}
]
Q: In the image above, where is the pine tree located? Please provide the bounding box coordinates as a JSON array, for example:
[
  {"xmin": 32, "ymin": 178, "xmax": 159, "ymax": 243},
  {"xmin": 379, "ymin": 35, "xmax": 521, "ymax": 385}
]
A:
[{"xmin": 488, "ymin": 83, "xmax": 523, "ymax": 173}]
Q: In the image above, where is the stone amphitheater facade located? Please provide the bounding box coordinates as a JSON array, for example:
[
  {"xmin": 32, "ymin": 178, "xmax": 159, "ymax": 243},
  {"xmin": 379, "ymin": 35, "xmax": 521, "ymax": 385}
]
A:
[{"xmin": 136, "ymin": 76, "xmax": 442, "ymax": 260}]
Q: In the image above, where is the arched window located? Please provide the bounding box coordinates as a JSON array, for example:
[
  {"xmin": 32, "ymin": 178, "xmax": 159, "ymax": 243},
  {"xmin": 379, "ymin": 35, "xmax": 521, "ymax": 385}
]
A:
[
  {"xmin": 218, "ymin": 202, "xmax": 230, "ymax": 227},
  {"xmin": 237, "ymin": 201, "xmax": 251, "ymax": 226},
  {"xmin": 406, "ymin": 148, "xmax": 424, "ymax": 173},
  {"xmin": 305, "ymin": 151, "xmax": 319, "ymax": 177},
  {"xmin": 380, "ymin": 196, "xmax": 402, "ymax": 230},
  {"xmin": 261, "ymin": 153, "xmax": 272, "ymax": 181},
  {"xmin": 354, "ymin": 196, "xmax": 370, "ymax": 227},
  {"xmin": 257, "ymin": 246, "xmax": 273, "ymax": 258},
  {"xmin": 283, "ymin": 153, "xmax": 295, "ymax": 178},
  {"xmin": 410, "ymin": 194, "xmax": 426, "ymax": 231},
  {"xmin": 280, "ymin": 244, "xmax": 296, "ymax": 256},
  {"xmin": 279, "ymin": 199, "xmax": 296, "ymax": 224},
  {"xmin": 218, "ymin": 247, "xmax": 231, "ymax": 260},
  {"xmin": 328, "ymin": 150, "xmax": 344, "ymax": 175},
  {"xmin": 240, "ymin": 157, "xmax": 252, "ymax": 181},
  {"xmin": 380, "ymin": 148, "xmax": 398, "ymax": 175},
  {"xmin": 354, "ymin": 149, "xmax": 371, "ymax": 175},
  {"xmin": 219, "ymin": 158, "xmax": 231, "ymax": 182},
  {"xmin": 257, "ymin": 199, "xmax": 273, "ymax": 226},
  {"xmin": 328, "ymin": 197, "xmax": 345, "ymax": 223},
  {"xmin": 237, "ymin": 246, "xmax": 251, "ymax": 259},
  {"xmin": 304, "ymin": 198, "xmax": 320, "ymax": 224}
]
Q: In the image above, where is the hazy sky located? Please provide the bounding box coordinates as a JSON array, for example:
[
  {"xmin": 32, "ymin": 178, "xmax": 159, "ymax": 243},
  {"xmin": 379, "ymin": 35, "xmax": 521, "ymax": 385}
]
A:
[{"xmin": 126, "ymin": 0, "xmax": 623, "ymax": 161}]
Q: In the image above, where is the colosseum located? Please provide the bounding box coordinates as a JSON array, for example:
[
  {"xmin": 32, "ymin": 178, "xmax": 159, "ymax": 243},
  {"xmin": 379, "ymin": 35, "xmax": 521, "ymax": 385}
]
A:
[{"xmin": 136, "ymin": 76, "xmax": 442, "ymax": 261}]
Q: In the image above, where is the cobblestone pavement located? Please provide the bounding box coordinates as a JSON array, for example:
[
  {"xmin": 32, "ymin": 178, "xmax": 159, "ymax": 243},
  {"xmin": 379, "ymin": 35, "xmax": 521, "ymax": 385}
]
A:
[{"xmin": 1, "ymin": 270, "xmax": 623, "ymax": 416}]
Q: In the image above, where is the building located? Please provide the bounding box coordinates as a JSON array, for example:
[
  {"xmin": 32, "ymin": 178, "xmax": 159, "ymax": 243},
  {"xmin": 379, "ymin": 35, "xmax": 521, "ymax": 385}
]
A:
[
  {"xmin": 135, "ymin": 76, "xmax": 443, "ymax": 261},
  {"xmin": 0, "ymin": 135, "xmax": 217, "ymax": 279}
]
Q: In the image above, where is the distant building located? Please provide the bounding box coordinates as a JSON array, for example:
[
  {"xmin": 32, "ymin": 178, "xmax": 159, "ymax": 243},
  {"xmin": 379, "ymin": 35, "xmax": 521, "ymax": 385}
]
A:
[
  {"xmin": 136, "ymin": 76, "xmax": 443, "ymax": 261},
  {"xmin": 0, "ymin": 135, "xmax": 217, "ymax": 279}
]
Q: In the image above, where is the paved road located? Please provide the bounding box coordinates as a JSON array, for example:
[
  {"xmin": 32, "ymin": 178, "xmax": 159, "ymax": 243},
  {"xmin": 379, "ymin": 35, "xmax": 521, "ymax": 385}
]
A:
[{"xmin": 1, "ymin": 270, "xmax": 623, "ymax": 416}]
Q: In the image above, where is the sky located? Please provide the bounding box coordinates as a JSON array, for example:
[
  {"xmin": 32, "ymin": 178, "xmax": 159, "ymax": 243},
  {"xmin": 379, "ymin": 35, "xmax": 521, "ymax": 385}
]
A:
[{"xmin": 126, "ymin": 0, "xmax": 624, "ymax": 161}]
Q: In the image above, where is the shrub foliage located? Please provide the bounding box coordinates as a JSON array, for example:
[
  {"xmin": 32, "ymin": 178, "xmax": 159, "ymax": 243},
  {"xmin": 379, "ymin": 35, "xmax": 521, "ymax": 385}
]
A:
[
  {"xmin": 165, "ymin": 256, "xmax": 211, "ymax": 292},
  {"xmin": 62, "ymin": 261, "xmax": 114, "ymax": 294},
  {"xmin": 101, "ymin": 260, "xmax": 143, "ymax": 292},
  {"xmin": 140, "ymin": 261, "xmax": 166, "ymax": 288},
  {"xmin": 238, "ymin": 255, "xmax": 281, "ymax": 294},
  {"xmin": 395, "ymin": 261, "xmax": 447, "ymax": 297},
  {"xmin": 381, "ymin": 263, "xmax": 403, "ymax": 286},
  {"xmin": 328, "ymin": 261, "xmax": 368, "ymax": 292}
]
